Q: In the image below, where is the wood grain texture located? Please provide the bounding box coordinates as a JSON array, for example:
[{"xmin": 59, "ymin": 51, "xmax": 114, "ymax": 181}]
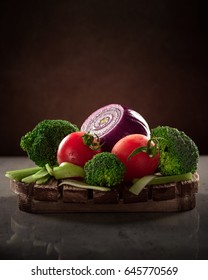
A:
[{"xmin": 10, "ymin": 173, "xmax": 199, "ymax": 213}]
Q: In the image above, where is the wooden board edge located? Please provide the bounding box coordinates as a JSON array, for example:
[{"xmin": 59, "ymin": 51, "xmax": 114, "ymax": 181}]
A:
[{"xmin": 25, "ymin": 194, "xmax": 196, "ymax": 213}]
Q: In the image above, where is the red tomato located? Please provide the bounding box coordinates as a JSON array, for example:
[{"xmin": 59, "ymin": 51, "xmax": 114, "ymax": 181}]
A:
[
  {"xmin": 57, "ymin": 131, "xmax": 102, "ymax": 167},
  {"xmin": 111, "ymin": 134, "xmax": 160, "ymax": 181}
]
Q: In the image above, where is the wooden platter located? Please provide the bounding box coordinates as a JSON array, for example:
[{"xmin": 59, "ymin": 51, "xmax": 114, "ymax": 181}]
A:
[{"xmin": 10, "ymin": 173, "xmax": 199, "ymax": 213}]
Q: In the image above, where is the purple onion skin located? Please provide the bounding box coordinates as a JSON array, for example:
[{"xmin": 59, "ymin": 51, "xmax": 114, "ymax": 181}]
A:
[
  {"xmin": 102, "ymin": 107, "xmax": 150, "ymax": 151},
  {"xmin": 81, "ymin": 104, "xmax": 150, "ymax": 152}
]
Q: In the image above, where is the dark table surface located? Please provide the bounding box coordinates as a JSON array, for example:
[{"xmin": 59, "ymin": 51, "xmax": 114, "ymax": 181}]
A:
[{"xmin": 0, "ymin": 156, "xmax": 207, "ymax": 260}]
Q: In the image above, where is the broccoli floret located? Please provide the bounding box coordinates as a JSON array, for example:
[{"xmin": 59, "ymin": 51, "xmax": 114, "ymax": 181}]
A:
[
  {"xmin": 20, "ymin": 120, "xmax": 79, "ymax": 167},
  {"xmin": 151, "ymin": 126, "xmax": 199, "ymax": 176},
  {"xmin": 84, "ymin": 152, "xmax": 126, "ymax": 187}
]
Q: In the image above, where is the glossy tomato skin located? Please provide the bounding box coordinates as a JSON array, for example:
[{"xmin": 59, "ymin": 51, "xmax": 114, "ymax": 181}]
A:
[
  {"xmin": 57, "ymin": 131, "xmax": 101, "ymax": 167},
  {"xmin": 111, "ymin": 134, "xmax": 160, "ymax": 182}
]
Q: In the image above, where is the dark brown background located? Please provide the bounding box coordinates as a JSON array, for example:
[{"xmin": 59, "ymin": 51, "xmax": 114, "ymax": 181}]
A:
[{"xmin": 0, "ymin": 0, "xmax": 207, "ymax": 155}]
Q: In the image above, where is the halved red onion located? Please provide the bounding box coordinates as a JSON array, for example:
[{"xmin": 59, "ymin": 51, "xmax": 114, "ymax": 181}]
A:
[{"xmin": 81, "ymin": 104, "xmax": 150, "ymax": 152}]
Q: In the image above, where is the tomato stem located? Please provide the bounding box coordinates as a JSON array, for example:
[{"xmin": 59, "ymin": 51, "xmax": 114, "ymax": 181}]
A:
[
  {"xmin": 127, "ymin": 138, "xmax": 159, "ymax": 160},
  {"xmin": 82, "ymin": 133, "xmax": 103, "ymax": 151}
]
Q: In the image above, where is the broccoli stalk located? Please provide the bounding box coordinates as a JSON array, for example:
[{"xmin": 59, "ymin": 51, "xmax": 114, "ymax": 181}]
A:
[
  {"xmin": 21, "ymin": 167, "xmax": 49, "ymax": 184},
  {"xmin": 53, "ymin": 162, "xmax": 85, "ymax": 179},
  {"xmin": 129, "ymin": 172, "xmax": 192, "ymax": 195},
  {"xmin": 5, "ymin": 162, "xmax": 85, "ymax": 185},
  {"xmin": 6, "ymin": 166, "xmax": 51, "ymax": 185},
  {"xmin": 5, "ymin": 166, "xmax": 42, "ymax": 181},
  {"xmin": 59, "ymin": 179, "xmax": 110, "ymax": 192}
]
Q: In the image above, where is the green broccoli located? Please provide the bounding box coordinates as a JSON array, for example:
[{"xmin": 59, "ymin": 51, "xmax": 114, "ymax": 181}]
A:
[
  {"xmin": 20, "ymin": 120, "xmax": 79, "ymax": 167},
  {"xmin": 84, "ymin": 152, "xmax": 126, "ymax": 187},
  {"xmin": 151, "ymin": 126, "xmax": 199, "ymax": 176}
]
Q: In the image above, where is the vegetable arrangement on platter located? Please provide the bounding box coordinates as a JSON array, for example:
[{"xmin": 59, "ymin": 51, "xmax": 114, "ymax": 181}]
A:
[{"xmin": 5, "ymin": 104, "xmax": 200, "ymax": 213}]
